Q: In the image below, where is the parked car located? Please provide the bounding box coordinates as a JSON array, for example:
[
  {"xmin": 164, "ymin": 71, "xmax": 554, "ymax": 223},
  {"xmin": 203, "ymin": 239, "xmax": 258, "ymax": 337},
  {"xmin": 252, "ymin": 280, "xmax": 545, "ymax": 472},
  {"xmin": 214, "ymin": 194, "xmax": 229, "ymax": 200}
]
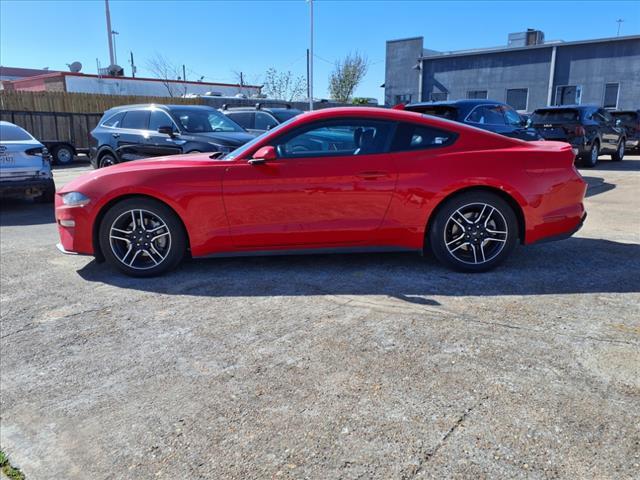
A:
[
  {"xmin": 56, "ymin": 107, "xmax": 586, "ymax": 277},
  {"xmin": 0, "ymin": 121, "xmax": 55, "ymax": 203},
  {"xmin": 220, "ymin": 103, "xmax": 303, "ymax": 134},
  {"xmin": 610, "ymin": 109, "xmax": 640, "ymax": 153},
  {"xmin": 89, "ymin": 104, "xmax": 256, "ymax": 168},
  {"xmin": 531, "ymin": 105, "xmax": 626, "ymax": 167},
  {"xmin": 403, "ymin": 100, "xmax": 542, "ymax": 141}
]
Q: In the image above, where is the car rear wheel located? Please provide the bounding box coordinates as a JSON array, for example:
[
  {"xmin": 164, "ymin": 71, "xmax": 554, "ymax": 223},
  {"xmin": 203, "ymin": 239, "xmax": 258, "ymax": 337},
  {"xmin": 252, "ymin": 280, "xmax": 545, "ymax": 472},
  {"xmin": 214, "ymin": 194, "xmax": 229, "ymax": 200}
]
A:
[
  {"xmin": 99, "ymin": 198, "xmax": 186, "ymax": 277},
  {"xmin": 611, "ymin": 140, "xmax": 625, "ymax": 162},
  {"xmin": 52, "ymin": 145, "xmax": 74, "ymax": 165},
  {"xmin": 98, "ymin": 153, "xmax": 117, "ymax": 168},
  {"xmin": 581, "ymin": 141, "xmax": 599, "ymax": 168},
  {"xmin": 429, "ymin": 192, "xmax": 518, "ymax": 272}
]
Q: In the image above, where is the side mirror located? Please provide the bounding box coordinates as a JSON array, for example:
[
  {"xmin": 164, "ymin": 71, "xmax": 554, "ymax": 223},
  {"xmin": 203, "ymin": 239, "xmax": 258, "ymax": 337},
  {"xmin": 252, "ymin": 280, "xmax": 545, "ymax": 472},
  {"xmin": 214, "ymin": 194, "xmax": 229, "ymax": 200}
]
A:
[
  {"xmin": 615, "ymin": 119, "xmax": 622, "ymax": 127},
  {"xmin": 158, "ymin": 125, "xmax": 176, "ymax": 137},
  {"xmin": 249, "ymin": 145, "xmax": 277, "ymax": 165}
]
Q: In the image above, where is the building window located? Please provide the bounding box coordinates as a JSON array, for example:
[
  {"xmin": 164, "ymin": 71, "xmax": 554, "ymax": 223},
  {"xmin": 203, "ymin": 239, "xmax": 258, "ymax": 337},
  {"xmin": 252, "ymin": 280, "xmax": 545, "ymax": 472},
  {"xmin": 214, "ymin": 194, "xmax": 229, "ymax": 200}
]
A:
[
  {"xmin": 603, "ymin": 83, "xmax": 619, "ymax": 109},
  {"xmin": 506, "ymin": 88, "xmax": 528, "ymax": 111},
  {"xmin": 430, "ymin": 92, "xmax": 448, "ymax": 101},
  {"xmin": 467, "ymin": 90, "xmax": 488, "ymax": 100},
  {"xmin": 394, "ymin": 94, "xmax": 412, "ymax": 105},
  {"xmin": 555, "ymin": 85, "xmax": 582, "ymax": 105}
]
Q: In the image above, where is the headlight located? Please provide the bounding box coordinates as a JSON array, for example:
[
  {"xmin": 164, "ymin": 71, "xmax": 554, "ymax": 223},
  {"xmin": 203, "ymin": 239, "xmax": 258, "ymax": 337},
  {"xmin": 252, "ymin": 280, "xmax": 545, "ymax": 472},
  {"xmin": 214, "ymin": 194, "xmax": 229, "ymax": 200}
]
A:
[
  {"xmin": 61, "ymin": 192, "xmax": 91, "ymax": 206},
  {"xmin": 208, "ymin": 143, "xmax": 233, "ymax": 153}
]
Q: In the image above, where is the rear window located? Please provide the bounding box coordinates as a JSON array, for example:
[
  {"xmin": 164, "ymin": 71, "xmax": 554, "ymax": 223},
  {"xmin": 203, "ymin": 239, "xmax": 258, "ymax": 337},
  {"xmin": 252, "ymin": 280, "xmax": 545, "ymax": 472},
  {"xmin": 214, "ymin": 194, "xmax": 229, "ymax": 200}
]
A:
[
  {"xmin": 271, "ymin": 110, "xmax": 302, "ymax": 122},
  {"xmin": 121, "ymin": 110, "xmax": 150, "ymax": 130},
  {"xmin": 0, "ymin": 124, "xmax": 33, "ymax": 141},
  {"xmin": 532, "ymin": 109, "xmax": 579, "ymax": 124},
  {"xmin": 227, "ymin": 112, "xmax": 254, "ymax": 130},
  {"xmin": 611, "ymin": 112, "xmax": 638, "ymax": 122},
  {"xmin": 407, "ymin": 106, "xmax": 458, "ymax": 120}
]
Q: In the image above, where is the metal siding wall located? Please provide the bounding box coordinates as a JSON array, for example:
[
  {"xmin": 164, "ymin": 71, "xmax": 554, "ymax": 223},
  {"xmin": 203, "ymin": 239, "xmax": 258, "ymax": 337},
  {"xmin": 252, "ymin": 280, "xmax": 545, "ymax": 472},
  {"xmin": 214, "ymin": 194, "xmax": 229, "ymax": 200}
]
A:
[
  {"xmin": 552, "ymin": 39, "xmax": 640, "ymax": 109},
  {"xmin": 385, "ymin": 38, "xmax": 423, "ymax": 105},
  {"xmin": 422, "ymin": 48, "xmax": 552, "ymax": 111}
]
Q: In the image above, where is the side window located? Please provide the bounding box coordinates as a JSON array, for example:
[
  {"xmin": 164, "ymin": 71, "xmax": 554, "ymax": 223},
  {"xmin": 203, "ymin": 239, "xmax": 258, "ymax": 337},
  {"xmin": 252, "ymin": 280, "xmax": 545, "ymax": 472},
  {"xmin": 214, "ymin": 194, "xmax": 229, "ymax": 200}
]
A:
[
  {"xmin": 390, "ymin": 123, "xmax": 457, "ymax": 152},
  {"xmin": 274, "ymin": 119, "xmax": 394, "ymax": 158},
  {"xmin": 149, "ymin": 110, "xmax": 176, "ymax": 132},
  {"xmin": 467, "ymin": 105, "xmax": 507, "ymax": 125},
  {"xmin": 255, "ymin": 112, "xmax": 278, "ymax": 131},
  {"xmin": 120, "ymin": 110, "xmax": 150, "ymax": 130},
  {"xmin": 503, "ymin": 108, "xmax": 522, "ymax": 126},
  {"xmin": 599, "ymin": 109, "xmax": 614, "ymax": 124},
  {"xmin": 101, "ymin": 112, "xmax": 125, "ymax": 128},
  {"xmin": 227, "ymin": 112, "xmax": 254, "ymax": 130}
]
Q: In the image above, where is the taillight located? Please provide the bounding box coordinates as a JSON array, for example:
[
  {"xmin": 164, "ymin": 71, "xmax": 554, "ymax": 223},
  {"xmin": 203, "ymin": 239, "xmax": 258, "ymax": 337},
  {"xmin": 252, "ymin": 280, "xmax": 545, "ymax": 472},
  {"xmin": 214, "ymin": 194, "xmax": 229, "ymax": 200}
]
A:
[
  {"xmin": 574, "ymin": 125, "xmax": 586, "ymax": 136},
  {"xmin": 25, "ymin": 147, "xmax": 44, "ymax": 156}
]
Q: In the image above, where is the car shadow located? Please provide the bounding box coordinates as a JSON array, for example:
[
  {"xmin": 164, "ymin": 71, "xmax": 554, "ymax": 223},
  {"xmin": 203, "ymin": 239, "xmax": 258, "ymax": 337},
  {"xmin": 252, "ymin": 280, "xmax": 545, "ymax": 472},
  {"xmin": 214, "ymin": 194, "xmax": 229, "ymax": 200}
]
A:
[
  {"xmin": 583, "ymin": 176, "xmax": 616, "ymax": 198},
  {"xmin": 0, "ymin": 199, "xmax": 55, "ymax": 226},
  {"xmin": 77, "ymin": 237, "xmax": 640, "ymax": 299}
]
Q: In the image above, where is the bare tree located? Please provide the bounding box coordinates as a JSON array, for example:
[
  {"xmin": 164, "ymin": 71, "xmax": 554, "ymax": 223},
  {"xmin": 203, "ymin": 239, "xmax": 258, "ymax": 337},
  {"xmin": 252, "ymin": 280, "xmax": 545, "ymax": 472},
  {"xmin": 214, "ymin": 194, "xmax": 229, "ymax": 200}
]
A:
[
  {"xmin": 262, "ymin": 68, "xmax": 306, "ymax": 101},
  {"xmin": 328, "ymin": 52, "xmax": 369, "ymax": 103},
  {"xmin": 146, "ymin": 53, "xmax": 185, "ymax": 97}
]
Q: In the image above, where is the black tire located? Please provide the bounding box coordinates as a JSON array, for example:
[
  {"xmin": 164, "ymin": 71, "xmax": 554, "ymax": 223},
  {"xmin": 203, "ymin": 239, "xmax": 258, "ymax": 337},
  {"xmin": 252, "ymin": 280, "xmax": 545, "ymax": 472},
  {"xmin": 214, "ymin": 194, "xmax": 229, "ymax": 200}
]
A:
[
  {"xmin": 52, "ymin": 145, "xmax": 74, "ymax": 165},
  {"xmin": 428, "ymin": 191, "xmax": 518, "ymax": 273},
  {"xmin": 581, "ymin": 141, "xmax": 599, "ymax": 168},
  {"xmin": 35, "ymin": 179, "xmax": 55, "ymax": 203},
  {"xmin": 98, "ymin": 197, "xmax": 186, "ymax": 277},
  {"xmin": 611, "ymin": 139, "xmax": 625, "ymax": 162},
  {"xmin": 98, "ymin": 153, "xmax": 118, "ymax": 168}
]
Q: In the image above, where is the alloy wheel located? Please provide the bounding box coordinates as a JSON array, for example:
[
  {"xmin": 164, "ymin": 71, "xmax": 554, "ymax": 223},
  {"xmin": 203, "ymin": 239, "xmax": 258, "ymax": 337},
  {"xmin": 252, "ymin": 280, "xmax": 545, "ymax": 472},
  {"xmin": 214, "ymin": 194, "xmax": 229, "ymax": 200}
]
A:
[
  {"xmin": 109, "ymin": 209, "xmax": 172, "ymax": 270},
  {"xmin": 444, "ymin": 202, "xmax": 508, "ymax": 265}
]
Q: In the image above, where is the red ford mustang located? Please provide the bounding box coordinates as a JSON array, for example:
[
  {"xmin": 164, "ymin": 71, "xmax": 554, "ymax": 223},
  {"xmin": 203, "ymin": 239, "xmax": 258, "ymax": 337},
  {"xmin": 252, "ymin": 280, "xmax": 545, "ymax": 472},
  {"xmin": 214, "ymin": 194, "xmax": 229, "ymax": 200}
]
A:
[{"xmin": 55, "ymin": 107, "xmax": 587, "ymax": 276}]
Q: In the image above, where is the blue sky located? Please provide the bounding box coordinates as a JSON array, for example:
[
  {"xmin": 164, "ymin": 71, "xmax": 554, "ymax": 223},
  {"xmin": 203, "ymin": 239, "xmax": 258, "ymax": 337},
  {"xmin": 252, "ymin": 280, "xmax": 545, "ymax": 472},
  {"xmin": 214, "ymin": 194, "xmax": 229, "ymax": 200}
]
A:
[{"xmin": 1, "ymin": 0, "xmax": 639, "ymax": 101}]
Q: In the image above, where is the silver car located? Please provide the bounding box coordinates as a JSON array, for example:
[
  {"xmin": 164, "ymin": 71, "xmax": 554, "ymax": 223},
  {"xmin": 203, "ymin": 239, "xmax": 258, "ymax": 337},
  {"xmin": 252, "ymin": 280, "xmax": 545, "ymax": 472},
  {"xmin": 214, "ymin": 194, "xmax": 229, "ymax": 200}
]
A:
[{"xmin": 0, "ymin": 121, "xmax": 55, "ymax": 203}]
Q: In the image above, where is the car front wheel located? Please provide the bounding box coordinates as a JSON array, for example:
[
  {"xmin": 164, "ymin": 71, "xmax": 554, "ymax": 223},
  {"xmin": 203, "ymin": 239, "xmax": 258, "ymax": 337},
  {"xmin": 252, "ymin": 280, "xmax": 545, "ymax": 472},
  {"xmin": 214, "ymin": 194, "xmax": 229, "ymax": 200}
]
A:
[
  {"xmin": 429, "ymin": 192, "xmax": 518, "ymax": 272},
  {"xmin": 582, "ymin": 141, "xmax": 599, "ymax": 168},
  {"xmin": 99, "ymin": 198, "xmax": 186, "ymax": 277},
  {"xmin": 611, "ymin": 140, "xmax": 625, "ymax": 162}
]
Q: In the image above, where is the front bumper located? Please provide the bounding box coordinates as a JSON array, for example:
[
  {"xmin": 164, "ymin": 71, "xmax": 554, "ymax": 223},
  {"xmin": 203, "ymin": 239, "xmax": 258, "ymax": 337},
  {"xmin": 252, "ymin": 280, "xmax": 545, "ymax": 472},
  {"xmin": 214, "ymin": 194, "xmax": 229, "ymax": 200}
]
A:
[{"xmin": 55, "ymin": 194, "xmax": 96, "ymax": 256}]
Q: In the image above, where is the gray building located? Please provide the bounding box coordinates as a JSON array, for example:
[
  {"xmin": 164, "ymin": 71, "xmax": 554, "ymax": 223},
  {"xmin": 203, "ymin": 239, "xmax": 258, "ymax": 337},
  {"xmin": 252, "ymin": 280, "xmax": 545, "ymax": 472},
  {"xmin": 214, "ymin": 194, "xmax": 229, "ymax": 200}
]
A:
[{"xmin": 384, "ymin": 30, "xmax": 640, "ymax": 111}]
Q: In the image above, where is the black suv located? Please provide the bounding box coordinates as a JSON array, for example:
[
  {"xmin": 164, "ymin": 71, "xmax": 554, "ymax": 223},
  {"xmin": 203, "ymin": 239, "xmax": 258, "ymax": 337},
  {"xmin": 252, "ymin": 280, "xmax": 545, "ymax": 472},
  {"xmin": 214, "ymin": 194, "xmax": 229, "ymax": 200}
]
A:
[
  {"xmin": 90, "ymin": 104, "xmax": 255, "ymax": 168},
  {"xmin": 531, "ymin": 105, "xmax": 626, "ymax": 167},
  {"xmin": 404, "ymin": 100, "xmax": 541, "ymax": 141},
  {"xmin": 220, "ymin": 103, "xmax": 303, "ymax": 134},
  {"xmin": 610, "ymin": 109, "xmax": 639, "ymax": 153}
]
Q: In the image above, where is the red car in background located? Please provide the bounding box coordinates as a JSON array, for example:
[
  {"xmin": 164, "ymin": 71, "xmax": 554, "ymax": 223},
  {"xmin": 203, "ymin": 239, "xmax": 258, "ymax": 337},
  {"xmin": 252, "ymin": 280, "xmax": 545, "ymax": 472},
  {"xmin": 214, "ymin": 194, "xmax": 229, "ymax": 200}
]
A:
[{"xmin": 55, "ymin": 107, "xmax": 587, "ymax": 277}]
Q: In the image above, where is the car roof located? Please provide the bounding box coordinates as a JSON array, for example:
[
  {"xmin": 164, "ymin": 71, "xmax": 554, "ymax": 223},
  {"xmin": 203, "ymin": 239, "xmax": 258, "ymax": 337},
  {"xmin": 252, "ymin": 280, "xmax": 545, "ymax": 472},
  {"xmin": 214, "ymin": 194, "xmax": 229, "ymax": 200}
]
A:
[
  {"xmin": 223, "ymin": 106, "xmax": 303, "ymax": 113},
  {"xmin": 407, "ymin": 99, "xmax": 507, "ymax": 108},
  {"xmin": 533, "ymin": 105, "xmax": 599, "ymax": 111},
  {"xmin": 104, "ymin": 104, "xmax": 217, "ymax": 114}
]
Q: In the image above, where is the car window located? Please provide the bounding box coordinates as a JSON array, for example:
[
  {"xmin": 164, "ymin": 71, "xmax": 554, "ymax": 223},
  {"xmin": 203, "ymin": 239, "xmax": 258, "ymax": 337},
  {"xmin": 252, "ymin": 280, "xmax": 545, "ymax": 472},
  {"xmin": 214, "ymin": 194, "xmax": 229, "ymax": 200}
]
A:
[
  {"xmin": 255, "ymin": 112, "xmax": 279, "ymax": 131},
  {"xmin": 226, "ymin": 112, "xmax": 254, "ymax": 130},
  {"xmin": 174, "ymin": 109, "xmax": 243, "ymax": 133},
  {"xmin": 531, "ymin": 109, "xmax": 579, "ymax": 124},
  {"xmin": 408, "ymin": 106, "xmax": 458, "ymax": 120},
  {"xmin": 0, "ymin": 123, "xmax": 34, "ymax": 141},
  {"xmin": 390, "ymin": 123, "xmax": 457, "ymax": 152},
  {"xmin": 121, "ymin": 110, "xmax": 150, "ymax": 130},
  {"xmin": 503, "ymin": 108, "xmax": 522, "ymax": 126},
  {"xmin": 274, "ymin": 119, "xmax": 394, "ymax": 158},
  {"xmin": 611, "ymin": 112, "xmax": 638, "ymax": 123},
  {"xmin": 466, "ymin": 105, "xmax": 506, "ymax": 125},
  {"xmin": 101, "ymin": 112, "xmax": 125, "ymax": 128},
  {"xmin": 599, "ymin": 110, "xmax": 614, "ymax": 124},
  {"xmin": 149, "ymin": 110, "xmax": 177, "ymax": 132},
  {"xmin": 271, "ymin": 110, "xmax": 302, "ymax": 122}
]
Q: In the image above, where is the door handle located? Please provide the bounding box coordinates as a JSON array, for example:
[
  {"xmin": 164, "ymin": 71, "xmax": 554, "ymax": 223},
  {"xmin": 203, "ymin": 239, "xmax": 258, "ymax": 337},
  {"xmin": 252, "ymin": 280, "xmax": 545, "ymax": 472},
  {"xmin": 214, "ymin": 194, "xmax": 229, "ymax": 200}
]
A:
[
  {"xmin": 112, "ymin": 133, "xmax": 120, "ymax": 138},
  {"xmin": 357, "ymin": 171, "xmax": 388, "ymax": 180}
]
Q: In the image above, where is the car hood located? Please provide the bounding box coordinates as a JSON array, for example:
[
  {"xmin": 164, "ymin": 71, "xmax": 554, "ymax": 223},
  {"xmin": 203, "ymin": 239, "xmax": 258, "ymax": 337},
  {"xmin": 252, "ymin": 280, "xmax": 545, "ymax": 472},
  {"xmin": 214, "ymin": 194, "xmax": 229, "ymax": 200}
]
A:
[
  {"xmin": 58, "ymin": 153, "xmax": 231, "ymax": 194},
  {"xmin": 181, "ymin": 131, "xmax": 256, "ymax": 146}
]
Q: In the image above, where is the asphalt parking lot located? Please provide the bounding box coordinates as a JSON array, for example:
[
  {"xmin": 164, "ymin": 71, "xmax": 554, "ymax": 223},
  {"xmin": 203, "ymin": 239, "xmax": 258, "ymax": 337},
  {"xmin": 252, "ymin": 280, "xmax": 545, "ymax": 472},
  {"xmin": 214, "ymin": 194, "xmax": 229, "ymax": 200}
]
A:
[{"xmin": 1, "ymin": 157, "xmax": 639, "ymax": 479}]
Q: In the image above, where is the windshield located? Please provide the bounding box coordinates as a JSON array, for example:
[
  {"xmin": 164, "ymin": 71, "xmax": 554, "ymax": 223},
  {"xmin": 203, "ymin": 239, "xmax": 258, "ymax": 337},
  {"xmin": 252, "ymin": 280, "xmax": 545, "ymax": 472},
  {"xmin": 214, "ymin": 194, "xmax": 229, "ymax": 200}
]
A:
[
  {"xmin": 173, "ymin": 109, "xmax": 244, "ymax": 133},
  {"xmin": 408, "ymin": 106, "xmax": 458, "ymax": 120},
  {"xmin": 271, "ymin": 110, "xmax": 303, "ymax": 122},
  {"xmin": 223, "ymin": 116, "xmax": 298, "ymax": 160},
  {"xmin": 531, "ymin": 109, "xmax": 579, "ymax": 124},
  {"xmin": 0, "ymin": 123, "xmax": 34, "ymax": 141}
]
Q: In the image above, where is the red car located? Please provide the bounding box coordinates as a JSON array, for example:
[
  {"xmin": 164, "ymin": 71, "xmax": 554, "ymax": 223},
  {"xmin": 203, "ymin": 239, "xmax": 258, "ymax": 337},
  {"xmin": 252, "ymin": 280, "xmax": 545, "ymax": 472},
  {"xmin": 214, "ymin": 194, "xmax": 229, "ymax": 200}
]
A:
[{"xmin": 55, "ymin": 107, "xmax": 587, "ymax": 277}]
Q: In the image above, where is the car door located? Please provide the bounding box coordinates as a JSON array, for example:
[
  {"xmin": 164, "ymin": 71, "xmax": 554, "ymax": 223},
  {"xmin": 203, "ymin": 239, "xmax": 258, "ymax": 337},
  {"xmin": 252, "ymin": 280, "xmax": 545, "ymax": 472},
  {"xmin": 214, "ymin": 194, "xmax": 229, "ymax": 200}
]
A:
[
  {"xmin": 115, "ymin": 110, "xmax": 151, "ymax": 162},
  {"xmin": 597, "ymin": 109, "xmax": 622, "ymax": 151},
  {"xmin": 465, "ymin": 105, "xmax": 509, "ymax": 135},
  {"xmin": 144, "ymin": 109, "xmax": 184, "ymax": 157},
  {"xmin": 222, "ymin": 118, "xmax": 398, "ymax": 248}
]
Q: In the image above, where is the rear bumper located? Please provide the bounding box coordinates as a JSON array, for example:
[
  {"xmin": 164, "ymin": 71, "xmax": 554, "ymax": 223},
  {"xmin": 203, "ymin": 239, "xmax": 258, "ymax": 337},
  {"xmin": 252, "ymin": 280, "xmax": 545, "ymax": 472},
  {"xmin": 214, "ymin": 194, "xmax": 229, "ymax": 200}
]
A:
[
  {"xmin": 0, "ymin": 178, "xmax": 53, "ymax": 197},
  {"xmin": 530, "ymin": 212, "xmax": 586, "ymax": 245},
  {"xmin": 625, "ymin": 139, "xmax": 639, "ymax": 149}
]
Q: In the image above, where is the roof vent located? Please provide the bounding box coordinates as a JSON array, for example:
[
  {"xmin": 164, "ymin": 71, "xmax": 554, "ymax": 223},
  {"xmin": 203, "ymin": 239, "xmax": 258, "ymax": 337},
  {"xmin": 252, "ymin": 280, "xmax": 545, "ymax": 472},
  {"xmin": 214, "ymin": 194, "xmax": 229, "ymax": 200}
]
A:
[{"xmin": 508, "ymin": 29, "xmax": 545, "ymax": 47}]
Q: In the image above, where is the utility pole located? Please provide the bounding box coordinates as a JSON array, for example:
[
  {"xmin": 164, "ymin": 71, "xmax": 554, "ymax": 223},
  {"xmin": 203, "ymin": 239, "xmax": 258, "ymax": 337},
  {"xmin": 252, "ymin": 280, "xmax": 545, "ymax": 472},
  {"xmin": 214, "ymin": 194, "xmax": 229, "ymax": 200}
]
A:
[
  {"xmin": 616, "ymin": 18, "xmax": 624, "ymax": 36},
  {"xmin": 105, "ymin": 0, "xmax": 115, "ymax": 65},
  {"xmin": 306, "ymin": 49, "xmax": 310, "ymax": 102},
  {"xmin": 130, "ymin": 51, "xmax": 136, "ymax": 77},
  {"xmin": 308, "ymin": 0, "xmax": 314, "ymax": 111},
  {"xmin": 183, "ymin": 64, "xmax": 186, "ymax": 82},
  {"xmin": 111, "ymin": 30, "xmax": 119, "ymax": 65}
]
